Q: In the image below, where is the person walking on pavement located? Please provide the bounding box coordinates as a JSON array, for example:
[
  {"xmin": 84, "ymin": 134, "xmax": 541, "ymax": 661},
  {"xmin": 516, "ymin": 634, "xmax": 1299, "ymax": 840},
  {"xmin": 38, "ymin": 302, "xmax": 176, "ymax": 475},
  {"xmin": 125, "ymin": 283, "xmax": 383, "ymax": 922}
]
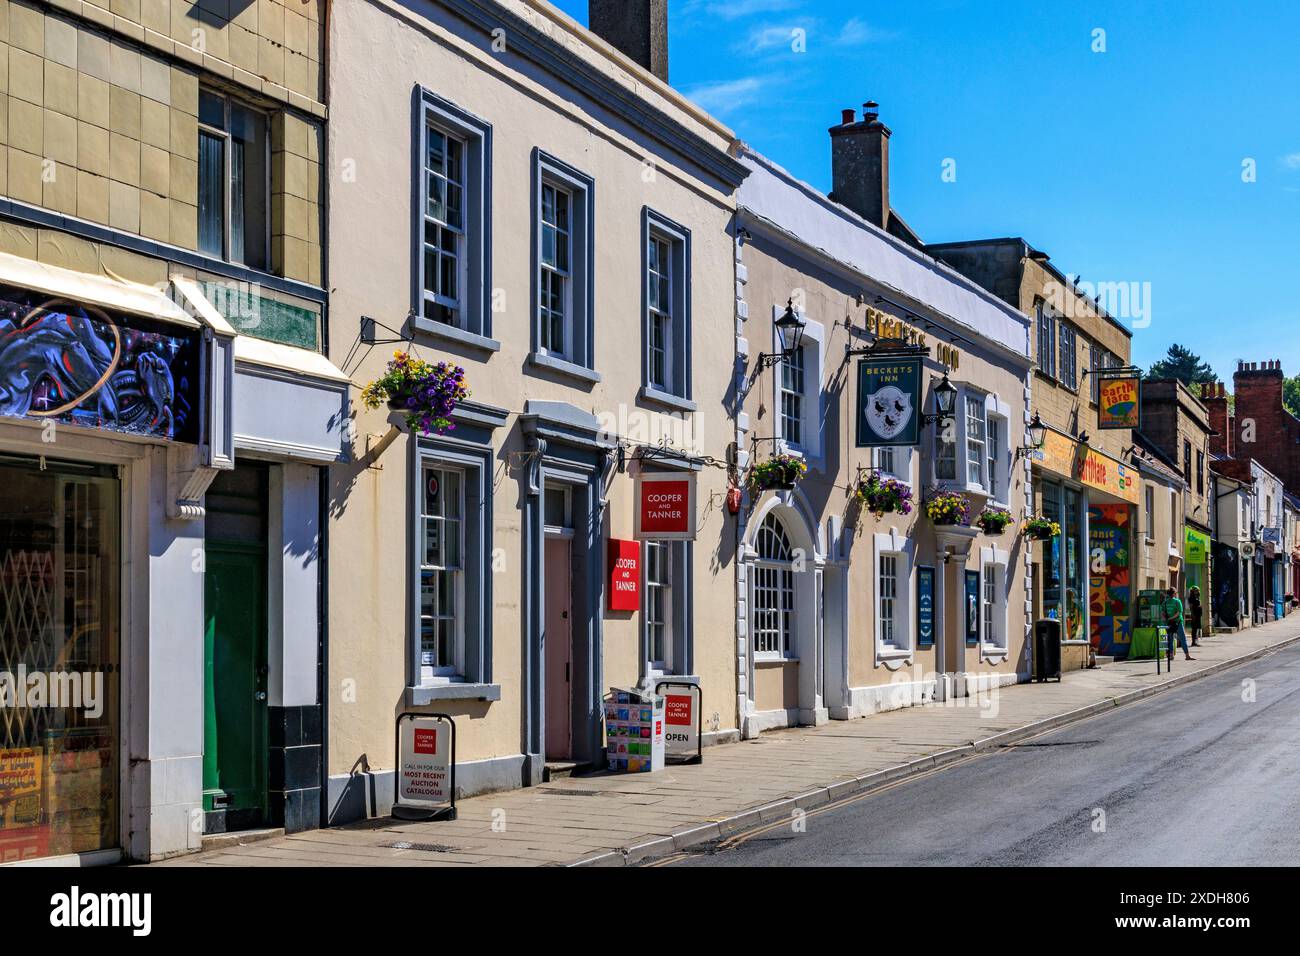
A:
[
  {"xmin": 1188, "ymin": 585, "xmax": 1203, "ymax": 648},
  {"xmin": 1164, "ymin": 587, "xmax": 1194, "ymax": 661}
]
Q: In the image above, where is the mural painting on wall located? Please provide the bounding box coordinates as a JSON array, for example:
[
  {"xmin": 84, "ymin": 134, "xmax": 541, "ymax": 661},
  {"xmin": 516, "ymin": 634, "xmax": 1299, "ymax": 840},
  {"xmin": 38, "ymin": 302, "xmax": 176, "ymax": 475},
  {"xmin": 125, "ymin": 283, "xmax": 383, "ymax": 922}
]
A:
[
  {"xmin": 1089, "ymin": 503, "xmax": 1132, "ymax": 656},
  {"xmin": 0, "ymin": 286, "xmax": 201, "ymax": 443}
]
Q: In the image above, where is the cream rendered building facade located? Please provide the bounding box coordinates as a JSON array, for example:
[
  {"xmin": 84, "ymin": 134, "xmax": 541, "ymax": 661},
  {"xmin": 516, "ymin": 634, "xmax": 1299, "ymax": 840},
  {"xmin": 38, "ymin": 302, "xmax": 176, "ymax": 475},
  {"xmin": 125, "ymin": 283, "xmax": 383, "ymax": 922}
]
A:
[
  {"xmin": 732, "ymin": 145, "xmax": 1034, "ymax": 735},
  {"xmin": 324, "ymin": 0, "xmax": 747, "ymax": 817}
]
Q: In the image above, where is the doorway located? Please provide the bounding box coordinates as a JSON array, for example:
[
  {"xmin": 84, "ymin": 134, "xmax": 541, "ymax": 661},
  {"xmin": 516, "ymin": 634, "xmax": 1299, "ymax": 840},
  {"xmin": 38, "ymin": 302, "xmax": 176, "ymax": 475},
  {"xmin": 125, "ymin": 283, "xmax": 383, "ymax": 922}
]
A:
[
  {"xmin": 202, "ymin": 464, "xmax": 269, "ymax": 834},
  {"xmin": 542, "ymin": 483, "xmax": 575, "ymax": 763},
  {"xmin": 543, "ymin": 537, "xmax": 573, "ymax": 760}
]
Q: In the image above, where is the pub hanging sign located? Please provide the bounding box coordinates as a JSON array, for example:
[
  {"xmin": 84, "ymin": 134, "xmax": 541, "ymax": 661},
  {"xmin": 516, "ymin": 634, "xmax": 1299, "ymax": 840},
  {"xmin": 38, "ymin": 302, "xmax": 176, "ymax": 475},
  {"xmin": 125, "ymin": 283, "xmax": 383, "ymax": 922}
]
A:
[{"xmin": 855, "ymin": 356, "xmax": 922, "ymax": 448}]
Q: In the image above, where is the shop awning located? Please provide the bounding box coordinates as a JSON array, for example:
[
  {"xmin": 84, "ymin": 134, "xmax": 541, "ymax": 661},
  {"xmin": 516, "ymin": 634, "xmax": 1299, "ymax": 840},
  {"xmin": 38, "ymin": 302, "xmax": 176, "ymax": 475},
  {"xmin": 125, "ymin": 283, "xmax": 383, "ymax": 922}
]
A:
[{"xmin": 0, "ymin": 251, "xmax": 200, "ymax": 328}]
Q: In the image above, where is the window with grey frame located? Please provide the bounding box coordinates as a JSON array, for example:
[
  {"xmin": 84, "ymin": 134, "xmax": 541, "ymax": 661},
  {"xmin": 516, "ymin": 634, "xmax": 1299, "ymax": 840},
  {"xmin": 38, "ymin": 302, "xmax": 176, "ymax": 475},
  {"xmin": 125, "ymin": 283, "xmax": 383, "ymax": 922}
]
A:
[
  {"xmin": 532, "ymin": 152, "xmax": 595, "ymax": 372},
  {"xmin": 411, "ymin": 443, "xmax": 494, "ymax": 690},
  {"xmin": 415, "ymin": 90, "xmax": 492, "ymax": 343},
  {"xmin": 642, "ymin": 210, "xmax": 692, "ymax": 401},
  {"xmin": 198, "ymin": 89, "xmax": 269, "ymax": 270},
  {"xmin": 420, "ymin": 463, "xmax": 464, "ymax": 679}
]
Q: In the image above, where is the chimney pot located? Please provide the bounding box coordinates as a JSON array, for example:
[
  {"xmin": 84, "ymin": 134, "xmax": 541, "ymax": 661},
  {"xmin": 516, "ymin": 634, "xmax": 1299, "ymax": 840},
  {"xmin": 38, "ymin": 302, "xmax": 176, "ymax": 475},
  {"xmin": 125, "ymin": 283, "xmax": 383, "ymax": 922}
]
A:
[{"xmin": 841, "ymin": 108, "xmax": 856, "ymax": 125}]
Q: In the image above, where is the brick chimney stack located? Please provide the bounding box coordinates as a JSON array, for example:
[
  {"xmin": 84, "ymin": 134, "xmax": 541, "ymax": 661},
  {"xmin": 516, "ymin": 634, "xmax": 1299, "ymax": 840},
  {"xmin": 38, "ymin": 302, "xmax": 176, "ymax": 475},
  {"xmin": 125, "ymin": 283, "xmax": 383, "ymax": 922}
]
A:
[
  {"xmin": 589, "ymin": 0, "xmax": 669, "ymax": 82},
  {"xmin": 1231, "ymin": 358, "xmax": 1300, "ymax": 490},
  {"xmin": 829, "ymin": 100, "xmax": 891, "ymax": 229},
  {"xmin": 1201, "ymin": 380, "xmax": 1232, "ymax": 457}
]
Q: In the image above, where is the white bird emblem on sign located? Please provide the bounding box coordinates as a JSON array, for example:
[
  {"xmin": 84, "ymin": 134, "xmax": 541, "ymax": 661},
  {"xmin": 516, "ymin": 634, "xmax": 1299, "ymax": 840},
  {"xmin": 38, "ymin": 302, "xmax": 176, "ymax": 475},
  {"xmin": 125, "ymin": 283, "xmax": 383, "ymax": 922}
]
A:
[{"xmin": 865, "ymin": 385, "xmax": 913, "ymax": 440}]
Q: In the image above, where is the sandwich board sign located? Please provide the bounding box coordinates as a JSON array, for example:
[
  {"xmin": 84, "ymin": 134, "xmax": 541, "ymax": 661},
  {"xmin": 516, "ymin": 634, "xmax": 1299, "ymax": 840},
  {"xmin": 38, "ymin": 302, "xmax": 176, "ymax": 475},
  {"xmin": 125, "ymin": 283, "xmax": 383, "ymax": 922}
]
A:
[
  {"xmin": 655, "ymin": 680, "xmax": 702, "ymax": 764},
  {"xmin": 393, "ymin": 712, "xmax": 457, "ymax": 821}
]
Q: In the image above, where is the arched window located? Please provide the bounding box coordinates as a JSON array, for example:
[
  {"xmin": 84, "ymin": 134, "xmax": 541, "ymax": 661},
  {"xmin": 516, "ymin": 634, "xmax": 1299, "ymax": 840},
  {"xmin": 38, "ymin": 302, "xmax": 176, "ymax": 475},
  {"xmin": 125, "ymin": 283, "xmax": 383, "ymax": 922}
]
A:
[{"xmin": 753, "ymin": 512, "xmax": 795, "ymax": 657}]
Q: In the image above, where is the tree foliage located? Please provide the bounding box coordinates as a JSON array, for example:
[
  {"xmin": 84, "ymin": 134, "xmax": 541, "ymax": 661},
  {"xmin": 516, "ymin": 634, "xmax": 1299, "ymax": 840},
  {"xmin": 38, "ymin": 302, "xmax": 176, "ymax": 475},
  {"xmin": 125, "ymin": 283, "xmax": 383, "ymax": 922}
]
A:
[{"xmin": 1148, "ymin": 344, "xmax": 1215, "ymax": 385}]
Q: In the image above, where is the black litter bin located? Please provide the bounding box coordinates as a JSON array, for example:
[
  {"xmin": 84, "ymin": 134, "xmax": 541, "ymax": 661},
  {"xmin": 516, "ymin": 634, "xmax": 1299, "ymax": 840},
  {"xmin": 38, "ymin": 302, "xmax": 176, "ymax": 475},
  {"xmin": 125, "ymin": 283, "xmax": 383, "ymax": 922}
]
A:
[{"xmin": 1034, "ymin": 619, "xmax": 1062, "ymax": 682}]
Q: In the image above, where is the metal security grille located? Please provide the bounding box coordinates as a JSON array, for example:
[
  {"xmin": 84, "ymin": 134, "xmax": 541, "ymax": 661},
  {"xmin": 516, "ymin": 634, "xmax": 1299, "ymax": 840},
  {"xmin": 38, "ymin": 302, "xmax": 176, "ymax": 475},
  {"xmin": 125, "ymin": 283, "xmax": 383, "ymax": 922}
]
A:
[{"xmin": 753, "ymin": 514, "xmax": 794, "ymax": 656}]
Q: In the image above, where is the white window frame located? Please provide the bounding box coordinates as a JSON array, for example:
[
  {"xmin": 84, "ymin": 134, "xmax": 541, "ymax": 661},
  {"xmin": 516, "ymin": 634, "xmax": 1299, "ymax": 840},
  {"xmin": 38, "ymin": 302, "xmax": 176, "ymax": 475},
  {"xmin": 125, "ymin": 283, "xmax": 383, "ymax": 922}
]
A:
[
  {"xmin": 538, "ymin": 180, "xmax": 573, "ymax": 358},
  {"xmin": 873, "ymin": 445, "xmax": 913, "ymax": 484},
  {"xmin": 979, "ymin": 544, "xmax": 1010, "ymax": 659},
  {"xmin": 421, "ymin": 124, "xmax": 468, "ymax": 324},
  {"xmin": 413, "ymin": 89, "xmax": 493, "ymax": 347},
  {"xmin": 644, "ymin": 539, "xmax": 672, "ymax": 671},
  {"xmin": 933, "ymin": 386, "xmax": 1008, "ymax": 502},
  {"xmin": 873, "ymin": 528, "xmax": 913, "ymax": 665},
  {"xmin": 418, "ymin": 463, "xmax": 466, "ymax": 682},
  {"xmin": 773, "ymin": 307, "xmax": 825, "ymax": 463},
  {"xmin": 752, "ymin": 513, "xmax": 797, "ymax": 662}
]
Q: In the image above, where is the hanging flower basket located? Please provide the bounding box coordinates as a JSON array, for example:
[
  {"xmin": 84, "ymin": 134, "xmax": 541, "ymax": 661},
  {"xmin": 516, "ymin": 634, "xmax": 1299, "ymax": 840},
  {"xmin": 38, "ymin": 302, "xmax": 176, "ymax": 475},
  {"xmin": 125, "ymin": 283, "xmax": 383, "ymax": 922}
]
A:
[
  {"xmin": 924, "ymin": 490, "xmax": 972, "ymax": 528},
  {"xmin": 976, "ymin": 507, "xmax": 1014, "ymax": 536},
  {"xmin": 361, "ymin": 351, "xmax": 470, "ymax": 437},
  {"xmin": 1022, "ymin": 516, "xmax": 1061, "ymax": 541},
  {"xmin": 855, "ymin": 472, "xmax": 913, "ymax": 519},
  {"xmin": 748, "ymin": 453, "xmax": 808, "ymax": 493}
]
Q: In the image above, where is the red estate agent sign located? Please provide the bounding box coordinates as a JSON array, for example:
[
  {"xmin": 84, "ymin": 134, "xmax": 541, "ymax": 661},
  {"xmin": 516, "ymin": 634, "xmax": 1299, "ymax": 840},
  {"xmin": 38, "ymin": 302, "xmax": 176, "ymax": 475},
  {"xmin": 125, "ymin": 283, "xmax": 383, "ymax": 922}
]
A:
[
  {"xmin": 607, "ymin": 538, "xmax": 641, "ymax": 612},
  {"xmin": 393, "ymin": 713, "xmax": 457, "ymax": 821},
  {"xmin": 634, "ymin": 472, "xmax": 697, "ymax": 541}
]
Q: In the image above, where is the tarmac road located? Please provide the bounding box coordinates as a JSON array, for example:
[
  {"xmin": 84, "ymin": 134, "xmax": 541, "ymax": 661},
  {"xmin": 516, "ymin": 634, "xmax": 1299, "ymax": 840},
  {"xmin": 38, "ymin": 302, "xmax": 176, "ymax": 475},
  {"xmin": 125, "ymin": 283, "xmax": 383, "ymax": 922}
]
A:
[{"xmin": 665, "ymin": 641, "xmax": 1300, "ymax": 867}]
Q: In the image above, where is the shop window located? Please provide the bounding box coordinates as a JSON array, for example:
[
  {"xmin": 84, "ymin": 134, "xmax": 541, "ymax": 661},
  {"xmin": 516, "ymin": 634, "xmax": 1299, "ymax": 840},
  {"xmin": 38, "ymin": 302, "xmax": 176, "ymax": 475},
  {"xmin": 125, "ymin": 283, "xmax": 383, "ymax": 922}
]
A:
[
  {"xmin": 643, "ymin": 539, "xmax": 691, "ymax": 675},
  {"xmin": 0, "ymin": 457, "xmax": 119, "ymax": 862},
  {"xmin": 531, "ymin": 151, "xmax": 595, "ymax": 377},
  {"xmin": 752, "ymin": 513, "xmax": 795, "ymax": 660},
  {"xmin": 198, "ymin": 89, "xmax": 270, "ymax": 270}
]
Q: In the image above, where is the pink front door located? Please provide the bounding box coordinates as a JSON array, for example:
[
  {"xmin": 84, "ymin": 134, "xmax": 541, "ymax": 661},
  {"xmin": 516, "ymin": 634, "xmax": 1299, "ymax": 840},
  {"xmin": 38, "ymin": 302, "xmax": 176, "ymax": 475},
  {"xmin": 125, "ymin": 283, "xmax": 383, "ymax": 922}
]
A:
[{"xmin": 544, "ymin": 537, "xmax": 573, "ymax": 760}]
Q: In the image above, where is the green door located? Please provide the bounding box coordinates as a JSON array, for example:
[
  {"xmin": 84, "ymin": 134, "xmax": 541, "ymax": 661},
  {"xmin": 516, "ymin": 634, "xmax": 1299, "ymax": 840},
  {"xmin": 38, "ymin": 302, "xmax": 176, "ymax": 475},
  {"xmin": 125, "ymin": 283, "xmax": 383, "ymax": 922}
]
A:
[{"xmin": 202, "ymin": 466, "xmax": 270, "ymax": 830}]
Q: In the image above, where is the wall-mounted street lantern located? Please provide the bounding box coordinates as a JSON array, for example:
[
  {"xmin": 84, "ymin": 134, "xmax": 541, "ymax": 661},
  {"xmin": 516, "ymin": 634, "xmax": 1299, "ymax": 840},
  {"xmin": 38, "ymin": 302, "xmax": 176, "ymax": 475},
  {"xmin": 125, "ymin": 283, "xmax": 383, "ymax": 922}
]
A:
[
  {"xmin": 755, "ymin": 299, "xmax": 807, "ymax": 370},
  {"xmin": 1017, "ymin": 413, "xmax": 1047, "ymax": 458},
  {"xmin": 921, "ymin": 372, "xmax": 959, "ymax": 427}
]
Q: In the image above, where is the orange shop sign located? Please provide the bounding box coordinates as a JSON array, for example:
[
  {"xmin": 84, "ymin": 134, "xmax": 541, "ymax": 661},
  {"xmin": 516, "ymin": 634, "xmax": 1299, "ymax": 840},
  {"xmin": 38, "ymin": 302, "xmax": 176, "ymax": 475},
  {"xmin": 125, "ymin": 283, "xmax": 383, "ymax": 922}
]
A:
[{"xmin": 1030, "ymin": 429, "xmax": 1140, "ymax": 504}]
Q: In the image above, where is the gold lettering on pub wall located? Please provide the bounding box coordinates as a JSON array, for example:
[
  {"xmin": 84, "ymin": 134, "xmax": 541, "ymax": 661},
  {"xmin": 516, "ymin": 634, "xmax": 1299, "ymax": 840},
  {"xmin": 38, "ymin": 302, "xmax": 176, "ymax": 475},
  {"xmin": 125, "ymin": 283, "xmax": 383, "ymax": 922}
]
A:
[{"xmin": 863, "ymin": 305, "xmax": 960, "ymax": 370}]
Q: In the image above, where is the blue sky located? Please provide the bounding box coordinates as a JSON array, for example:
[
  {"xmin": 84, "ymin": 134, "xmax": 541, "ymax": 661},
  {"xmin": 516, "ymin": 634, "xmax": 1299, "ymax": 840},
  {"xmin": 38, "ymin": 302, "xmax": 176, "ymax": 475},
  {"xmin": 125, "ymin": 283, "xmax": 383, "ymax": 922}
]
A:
[{"xmin": 551, "ymin": 0, "xmax": 1300, "ymax": 383}]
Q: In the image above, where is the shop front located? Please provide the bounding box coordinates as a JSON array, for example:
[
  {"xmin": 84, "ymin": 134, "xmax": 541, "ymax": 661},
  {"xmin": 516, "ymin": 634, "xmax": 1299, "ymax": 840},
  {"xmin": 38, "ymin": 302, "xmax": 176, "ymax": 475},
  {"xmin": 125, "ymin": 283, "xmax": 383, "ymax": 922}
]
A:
[
  {"xmin": 1029, "ymin": 428, "xmax": 1140, "ymax": 666},
  {"xmin": 0, "ymin": 252, "xmax": 346, "ymax": 863},
  {"xmin": 1184, "ymin": 525, "xmax": 1211, "ymax": 629}
]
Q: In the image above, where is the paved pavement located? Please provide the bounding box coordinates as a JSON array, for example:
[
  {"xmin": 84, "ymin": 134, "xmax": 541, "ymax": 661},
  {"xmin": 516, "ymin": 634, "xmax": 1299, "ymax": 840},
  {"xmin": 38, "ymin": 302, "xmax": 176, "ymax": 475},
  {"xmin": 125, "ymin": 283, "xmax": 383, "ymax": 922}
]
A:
[
  {"xmin": 150, "ymin": 617, "xmax": 1300, "ymax": 867},
  {"xmin": 665, "ymin": 637, "xmax": 1300, "ymax": 866}
]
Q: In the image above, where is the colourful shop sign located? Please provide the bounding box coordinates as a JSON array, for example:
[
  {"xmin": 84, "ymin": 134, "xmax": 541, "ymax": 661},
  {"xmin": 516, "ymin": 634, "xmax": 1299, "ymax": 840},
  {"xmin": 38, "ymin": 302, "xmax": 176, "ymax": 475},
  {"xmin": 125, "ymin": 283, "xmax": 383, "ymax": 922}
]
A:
[
  {"xmin": 1184, "ymin": 526, "xmax": 1210, "ymax": 565},
  {"xmin": 1030, "ymin": 429, "xmax": 1140, "ymax": 504}
]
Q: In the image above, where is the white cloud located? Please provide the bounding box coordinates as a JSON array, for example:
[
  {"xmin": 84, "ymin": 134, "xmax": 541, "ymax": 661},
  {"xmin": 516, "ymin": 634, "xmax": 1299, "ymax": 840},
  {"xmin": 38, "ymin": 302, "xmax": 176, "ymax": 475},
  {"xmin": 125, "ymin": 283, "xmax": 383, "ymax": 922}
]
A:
[
  {"xmin": 833, "ymin": 17, "xmax": 896, "ymax": 46},
  {"xmin": 683, "ymin": 0, "xmax": 802, "ymax": 22},
  {"xmin": 682, "ymin": 77, "xmax": 767, "ymax": 115},
  {"xmin": 741, "ymin": 24, "xmax": 805, "ymax": 53},
  {"xmin": 1284, "ymin": 153, "xmax": 1300, "ymax": 169}
]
